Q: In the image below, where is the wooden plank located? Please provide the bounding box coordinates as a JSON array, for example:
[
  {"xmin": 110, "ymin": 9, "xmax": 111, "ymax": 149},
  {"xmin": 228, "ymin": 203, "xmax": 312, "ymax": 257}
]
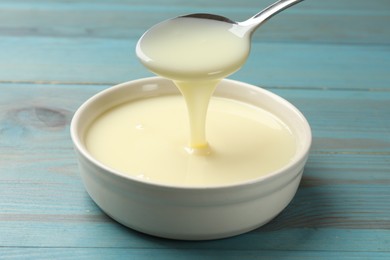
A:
[
  {"xmin": 1, "ymin": 152, "xmax": 389, "ymax": 226},
  {"xmin": 0, "ymin": 221, "xmax": 389, "ymax": 252},
  {"xmin": 1, "ymin": 154, "xmax": 389, "ymax": 228},
  {"xmin": 271, "ymin": 88, "xmax": 390, "ymax": 154},
  {"xmin": 1, "ymin": 83, "xmax": 389, "ymax": 153},
  {"xmin": 0, "ymin": 249, "xmax": 389, "ymax": 260},
  {"xmin": 1, "ymin": 37, "xmax": 389, "ymax": 90},
  {"xmin": 0, "ymin": 249, "xmax": 390, "ymax": 260},
  {"xmin": 0, "ymin": 0, "xmax": 389, "ymax": 44}
]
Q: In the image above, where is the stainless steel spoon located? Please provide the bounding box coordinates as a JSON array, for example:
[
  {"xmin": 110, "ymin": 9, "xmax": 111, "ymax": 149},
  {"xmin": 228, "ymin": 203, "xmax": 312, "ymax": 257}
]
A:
[
  {"xmin": 136, "ymin": 0, "xmax": 304, "ymax": 79},
  {"xmin": 180, "ymin": 0, "xmax": 304, "ymax": 36}
]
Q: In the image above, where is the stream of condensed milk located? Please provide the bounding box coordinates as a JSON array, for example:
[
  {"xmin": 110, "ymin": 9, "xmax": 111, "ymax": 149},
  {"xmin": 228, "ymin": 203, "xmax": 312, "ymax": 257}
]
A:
[
  {"xmin": 85, "ymin": 17, "xmax": 297, "ymax": 187},
  {"xmin": 136, "ymin": 17, "xmax": 251, "ymax": 152}
]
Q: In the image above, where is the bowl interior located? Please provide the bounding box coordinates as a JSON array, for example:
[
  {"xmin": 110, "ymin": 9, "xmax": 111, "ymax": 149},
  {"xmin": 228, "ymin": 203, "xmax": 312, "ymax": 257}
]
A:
[{"xmin": 71, "ymin": 77, "xmax": 311, "ymax": 188}]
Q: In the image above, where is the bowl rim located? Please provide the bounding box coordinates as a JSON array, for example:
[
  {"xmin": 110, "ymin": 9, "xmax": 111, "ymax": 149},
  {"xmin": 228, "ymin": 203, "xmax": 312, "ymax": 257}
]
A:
[{"xmin": 70, "ymin": 76, "xmax": 312, "ymax": 191}]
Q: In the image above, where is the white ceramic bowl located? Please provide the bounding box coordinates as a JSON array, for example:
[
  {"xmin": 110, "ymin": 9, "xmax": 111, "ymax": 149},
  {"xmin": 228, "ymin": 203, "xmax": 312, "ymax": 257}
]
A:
[{"xmin": 70, "ymin": 77, "xmax": 311, "ymax": 240}]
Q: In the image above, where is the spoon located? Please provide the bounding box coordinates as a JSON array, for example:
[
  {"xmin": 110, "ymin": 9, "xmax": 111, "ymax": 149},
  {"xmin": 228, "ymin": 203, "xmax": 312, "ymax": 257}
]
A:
[
  {"xmin": 136, "ymin": 0, "xmax": 304, "ymax": 150},
  {"xmin": 180, "ymin": 0, "xmax": 304, "ymax": 36},
  {"xmin": 136, "ymin": 0, "xmax": 304, "ymax": 80},
  {"xmin": 137, "ymin": 0, "xmax": 305, "ymax": 79},
  {"xmin": 136, "ymin": 0, "xmax": 303, "ymax": 80}
]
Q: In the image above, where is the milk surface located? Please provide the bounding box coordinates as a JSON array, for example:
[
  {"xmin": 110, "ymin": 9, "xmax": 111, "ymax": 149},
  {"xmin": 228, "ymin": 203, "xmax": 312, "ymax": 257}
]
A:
[{"xmin": 86, "ymin": 95, "xmax": 296, "ymax": 187}]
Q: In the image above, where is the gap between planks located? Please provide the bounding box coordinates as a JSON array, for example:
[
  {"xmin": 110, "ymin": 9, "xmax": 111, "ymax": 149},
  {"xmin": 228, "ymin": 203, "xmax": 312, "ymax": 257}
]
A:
[{"xmin": 1, "ymin": 80, "xmax": 390, "ymax": 93}]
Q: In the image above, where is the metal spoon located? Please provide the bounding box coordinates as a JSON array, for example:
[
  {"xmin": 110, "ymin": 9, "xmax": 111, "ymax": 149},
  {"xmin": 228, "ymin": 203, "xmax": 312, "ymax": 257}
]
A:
[
  {"xmin": 180, "ymin": 0, "xmax": 304, "ymax": 36},
  {"xmin": 136, "ymin": 0, "xmax": 304, "ymax": 79}
]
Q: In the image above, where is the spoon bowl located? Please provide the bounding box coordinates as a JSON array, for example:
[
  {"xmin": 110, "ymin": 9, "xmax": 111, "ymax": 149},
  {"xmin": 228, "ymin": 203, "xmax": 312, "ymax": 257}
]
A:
[{"xmin": 136, "ymin": 0, "xmax": 304, "ymax": 80}]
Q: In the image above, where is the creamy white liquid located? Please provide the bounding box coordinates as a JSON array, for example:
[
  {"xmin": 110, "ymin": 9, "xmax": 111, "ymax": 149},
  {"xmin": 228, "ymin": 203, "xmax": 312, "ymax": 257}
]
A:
[
  {"xmin": 85, "ymin": 17, "xmax": 297, "ymax": 187},
  {"xmin": 86, "ymin": 95, "xmax": 296, "ymax": 187},
  {"xmin": 137, "ymin": 17, "xmax": 251, "ymax": 149},
  {"xmin": 136, "ymin": 17, "xmax": 250, "ymax": 81}
]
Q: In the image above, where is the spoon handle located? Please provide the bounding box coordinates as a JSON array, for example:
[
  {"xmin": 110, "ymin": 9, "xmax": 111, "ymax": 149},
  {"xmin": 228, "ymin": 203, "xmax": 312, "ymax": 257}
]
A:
[{"xmin": 239, "ymin": 0, "xmax": 304, "ymax": 33}]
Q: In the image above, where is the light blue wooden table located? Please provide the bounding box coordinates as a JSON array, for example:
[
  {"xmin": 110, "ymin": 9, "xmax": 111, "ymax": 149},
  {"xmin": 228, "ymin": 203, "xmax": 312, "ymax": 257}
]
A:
[{"xmin": 1, "ymin": 0, "xmax": 389, "ymax": 259}]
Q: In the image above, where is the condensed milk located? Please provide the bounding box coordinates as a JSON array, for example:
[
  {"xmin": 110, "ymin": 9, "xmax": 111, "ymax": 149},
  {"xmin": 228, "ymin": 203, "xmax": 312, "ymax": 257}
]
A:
[{"xmin": 85, "ymin": 17, "xmax": 297, "ymax": 187}]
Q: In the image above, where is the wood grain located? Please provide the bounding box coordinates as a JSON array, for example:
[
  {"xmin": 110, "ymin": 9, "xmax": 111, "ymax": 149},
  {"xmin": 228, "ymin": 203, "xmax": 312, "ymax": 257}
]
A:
[
  {"xmin": 0, "ymin": 0, "xmax": 389, "ymax": 44},
  {"xmin": 0, "ymin": 0, "xmax": 390, "ymax": 259},
  {"xmin": 1, "ymin": 37, "xmax": 389, "ymax": 90}
]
